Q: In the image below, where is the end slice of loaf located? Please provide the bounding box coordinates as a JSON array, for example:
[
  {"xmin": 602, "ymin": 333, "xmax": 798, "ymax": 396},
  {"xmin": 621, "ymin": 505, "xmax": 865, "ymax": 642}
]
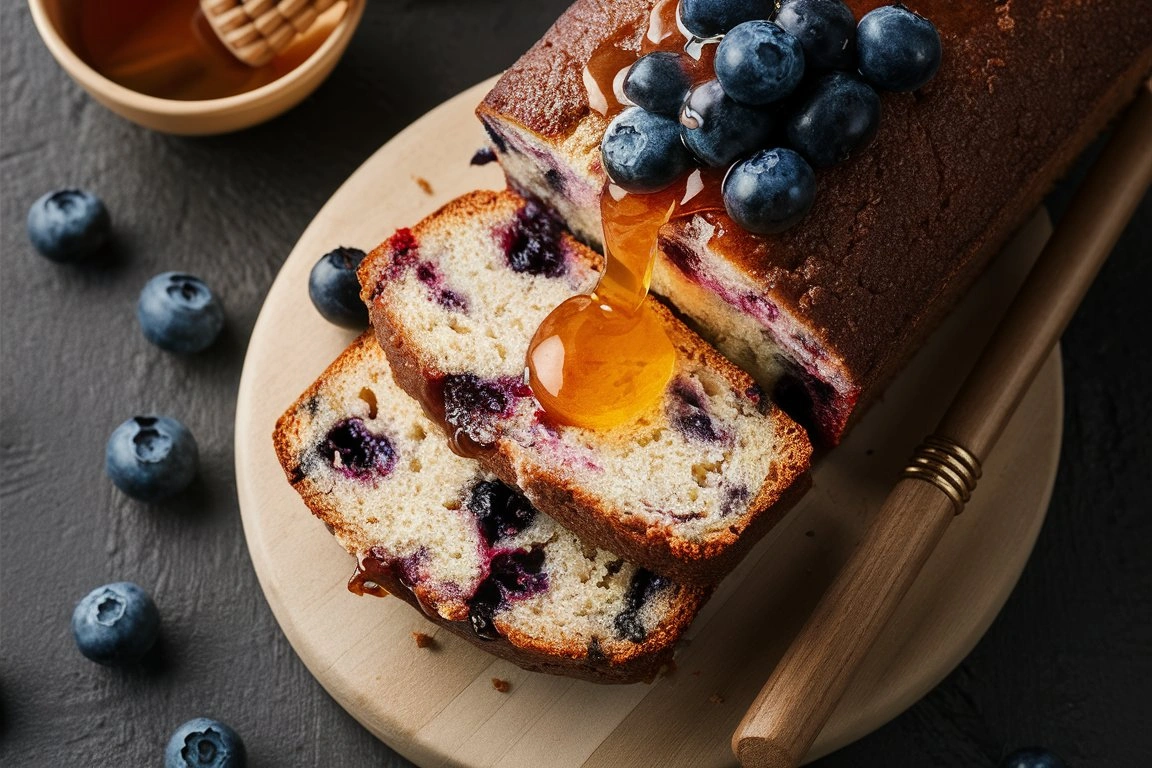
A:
[
  {"xmin": 274, "ymin": 333, "xmax": 709, "ymax": 683},
  {"xmin": 359, "ymin": 189, "xmax": 812, "ymax": 584},
  {"xmin": 476, "ymin": 0, "xmax": 1152, "ymax": 446}
]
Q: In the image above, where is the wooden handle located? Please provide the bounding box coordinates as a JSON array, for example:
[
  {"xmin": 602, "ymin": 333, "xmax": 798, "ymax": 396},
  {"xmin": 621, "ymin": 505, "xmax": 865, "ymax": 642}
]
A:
[{"xmin": 733, "ymin": 78, "xmax": 1152, "ymax": 768}]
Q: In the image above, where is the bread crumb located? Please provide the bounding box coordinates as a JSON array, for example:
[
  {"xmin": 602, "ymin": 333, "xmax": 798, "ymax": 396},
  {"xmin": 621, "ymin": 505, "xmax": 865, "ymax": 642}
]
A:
[
  {"xmin": 412, "ymin": 632, "xmax": 434, "ymax": 649},
  {"xmin": 491, "ymin": 678, "xmax": 511, "ymax": 693},
  {"xmin": 708, "ymin": 693, "xmax": 725, "ymax": 705},
  {"xmin": 414, "ymin": 176, "xmax": 434, "ymax": 195}
]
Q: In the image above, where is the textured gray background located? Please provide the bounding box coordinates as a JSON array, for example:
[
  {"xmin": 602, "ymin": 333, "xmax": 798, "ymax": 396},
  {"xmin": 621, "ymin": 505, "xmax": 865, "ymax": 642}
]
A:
[{"xmin": 1, "ymin": 1, "xmax": 1149, "ymax": 766}]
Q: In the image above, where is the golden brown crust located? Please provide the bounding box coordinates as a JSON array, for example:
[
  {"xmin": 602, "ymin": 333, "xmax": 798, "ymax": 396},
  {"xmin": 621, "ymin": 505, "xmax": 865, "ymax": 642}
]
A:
[
  {"xmin": 481, "ymin": 0, "xmax": 1152, "ymax": 439},
  {"xmin": 359, "ymin": 190, "xmax": 812, "ymax": 584},
  {"xmin": 478, "ymin": 0, "xmax": 651, "ymax": 140},
  {"xmin": 273, "ymin": 330, "xmax": 712, "ymax": 683}
]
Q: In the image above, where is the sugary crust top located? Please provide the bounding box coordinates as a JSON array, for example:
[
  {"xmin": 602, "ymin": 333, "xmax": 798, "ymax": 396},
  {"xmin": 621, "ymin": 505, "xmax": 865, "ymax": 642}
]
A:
[{"xmin": 481, "ymin": 0, "xmax": 1152, "ymax": 386}]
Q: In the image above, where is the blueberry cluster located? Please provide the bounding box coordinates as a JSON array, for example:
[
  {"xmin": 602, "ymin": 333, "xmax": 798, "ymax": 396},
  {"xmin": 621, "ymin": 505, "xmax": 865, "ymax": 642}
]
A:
[{"xmin": 601, "ymin": 0, "xmax": 942, "ymax": 233}]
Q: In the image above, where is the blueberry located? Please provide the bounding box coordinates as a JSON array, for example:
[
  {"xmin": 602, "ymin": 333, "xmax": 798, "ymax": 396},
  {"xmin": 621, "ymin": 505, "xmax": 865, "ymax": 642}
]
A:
[
  {"xmin": 503, "ymin": 200, "xmax": 566, "ymax": 277},
  {"xmin": 786, "ymin": 72, "xmax": 881, "ymax": 167},
  {"xmin": 71, "ymin": 582, "xmax": 160, "ymax": 666},
  {"xmin": 26, "ymin": 189, "xmax": 110, "ymax": 263},
  {"xmin": 723, "ymin": 148, "xmax": 816, "ymax": 233},
  {"xmin": 715, "ymin": 21, "xmax": 805, "ymax": 106},
  {"xmin": 623, "ymin": 52, "xmax": 693, "ymax": 117},
  {"xmin": 137, "ymin": 272, "xmax": 224, "ymax": 354},
  {"xmin": 318, "ymin": 418, "xmax": 396, "ymax": 481},
  {"xmin": 467, "ymin": 480, "xmax": 537, "ymax": 544},
  {"xmin": 678, "ymin": 0, "xmax": 775, "ymax": 38},
  {"xmin": 775, "ymin": 0, "xmax": 857, "ymax": 70},
  {"xmin": 601, "ymin": 107, "xmax": 695, "ymax": 193},
  {"xmin": 680, "ymin": 80, "xmax": 775, "ymax": 167},
  {"xmin": 856, "ymin": 5, "xmax": 941, "ymax": 92},
  {"xmin": 468, "ymin": 549, "xmax": 549, "ymax": 640},
  {"xmin": 165, "ymin": 718, "xmax": 247, "ymax": 768},
  {"xmin": 308, "ymin": 246, "xmax": 368, "ymax": 328},
  {"xmin": 999, "ymin": 748, "xmax": 1067, "ymax": 768},
  {"xmin": 106, "ymin": 416, "xmax": 199, "ymax": 502},
  {"xmin": 613, "ymin": 569, "xmax": 670, "ymax": 642}
]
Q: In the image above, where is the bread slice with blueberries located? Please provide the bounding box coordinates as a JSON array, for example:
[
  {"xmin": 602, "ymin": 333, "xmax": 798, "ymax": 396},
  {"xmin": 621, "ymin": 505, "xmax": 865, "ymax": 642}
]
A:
[
  {"xmin": 358, "ymin": 189, "xmax": 812, "ymax": 585},
  {"xmin": 274, "ymin": 332, "xmax": 711, "ymax": 683}
]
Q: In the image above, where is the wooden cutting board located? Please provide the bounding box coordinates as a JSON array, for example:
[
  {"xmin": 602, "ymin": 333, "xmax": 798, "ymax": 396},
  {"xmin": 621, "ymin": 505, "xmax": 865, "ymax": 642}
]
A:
[{"xmin": 234, "ymin": 78, "xmax": 1062, "ymax": 767}]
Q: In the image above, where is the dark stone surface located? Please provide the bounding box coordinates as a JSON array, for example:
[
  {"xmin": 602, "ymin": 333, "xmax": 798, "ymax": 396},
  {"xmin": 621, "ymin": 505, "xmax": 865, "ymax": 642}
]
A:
[{"xmin": 0, "ymin": 2, "xmax": 1148, "ymax": 766}]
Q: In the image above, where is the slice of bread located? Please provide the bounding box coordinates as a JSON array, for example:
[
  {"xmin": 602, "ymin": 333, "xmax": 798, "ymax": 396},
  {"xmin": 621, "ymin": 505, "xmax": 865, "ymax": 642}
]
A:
[
  {"xmin": 359, "ymin": 189, "xmax": 811, "ymax": 584},
  {"xmin": 476, "ymin": 0, "xmax": 1152, "ymax": 446},
  {"xmin": 274, "ymin": 333, "xmax": 710, "ymax": 683}
]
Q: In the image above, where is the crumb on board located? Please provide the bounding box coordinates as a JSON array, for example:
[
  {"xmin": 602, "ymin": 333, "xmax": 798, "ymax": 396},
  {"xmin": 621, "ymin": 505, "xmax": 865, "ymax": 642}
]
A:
[
  {"xmin": 491, "ymin": 677, "xmax": 511, "ymax": 693},
  {"xmin": 414, "ymin": 176, "xmax": 434, "ymax": 195},
  {"xmin": 691, "ymin": 670, "xmax": 702, "ymax": 677},
  {"xmin": 805, "ymin": 530, "xmax": 815, "ymax": 538},
  {"xmin": 708, "ymin": 693, "xmax": 725, "ymax": 705},
  {"xmin": 661, "ymin": 659, "xmax": 678, "ymax": 678},
  {"xmin": 412, "ymin": 632, "xmax": 434, "ymax": 649}
]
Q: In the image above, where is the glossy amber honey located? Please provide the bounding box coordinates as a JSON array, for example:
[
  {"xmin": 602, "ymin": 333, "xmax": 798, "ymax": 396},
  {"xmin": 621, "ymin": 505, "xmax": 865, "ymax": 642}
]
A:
[
  {"xmin": 526, "ymin": 0, "xmax": 725, "ymax": 430},
  {"xmin": 69, "ymin": 0, "xmax": 335, "ymax": 101}
]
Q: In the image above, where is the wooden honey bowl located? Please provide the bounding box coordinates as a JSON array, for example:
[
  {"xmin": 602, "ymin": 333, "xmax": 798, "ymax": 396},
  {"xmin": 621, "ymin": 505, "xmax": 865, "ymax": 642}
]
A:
[{"xmin": 27, "ymin": 0, "xmax": 364, "ymax": 135}]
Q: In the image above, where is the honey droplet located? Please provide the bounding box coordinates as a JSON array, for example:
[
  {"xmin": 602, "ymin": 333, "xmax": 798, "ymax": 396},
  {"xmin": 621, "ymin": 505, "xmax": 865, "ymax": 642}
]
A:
[{"xmin": 527, "ymin": 295, "xmax": 676, "ymax": 429}]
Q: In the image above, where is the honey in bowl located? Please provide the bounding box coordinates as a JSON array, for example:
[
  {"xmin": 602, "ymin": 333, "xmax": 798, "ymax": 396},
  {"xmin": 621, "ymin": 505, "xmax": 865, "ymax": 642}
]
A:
[{"xmin": 67, "ymin": 0, "xmax": 342, "ymax": 101}]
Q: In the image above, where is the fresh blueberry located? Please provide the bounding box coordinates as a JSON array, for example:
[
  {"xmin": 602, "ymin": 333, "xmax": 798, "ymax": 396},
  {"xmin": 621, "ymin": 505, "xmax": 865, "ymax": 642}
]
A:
[
  {"xmin": 137, "ymin": 272, "xmax": 224, "ymax": 354},
  {"xmin": 856, "ymin": 5, "xmax": 941, "ymax": 92},
  {"xmin": 601, "ymin": 107, "xmax": 695, "ymax": 193},
  {"xmin": 165, "ymin": 718, "xmax": 247, "ymax": 768},
  {"xmin": 71, "ymin": 582, "xmax": 160, "ymax": 666},
  {"xmin": 999, "ymin": 748, "xmax": 1067, "ymax": 768},
  {"xmin": 775, "ymin": 0, "xmax": 857, "ymax": 70},
  {"xmin": 26, "ymin": 189, "xmax": 111, "ymax": 263},
  {"xmin": 723, "ymin": 148, "xmax": 816, "ymax": 233},
  {"xmin": 678, "ymin": 0, "xmax": 775, "ymax": 38},
  {"xmin": 786, "ymin": 72, "xmax": 881, "ymax": 167},
  {"xmin": 106, "ymin": 416, "xmax": 199, "ymax": 502},
  {"xmin": 714, "ymin": 21, "xmax": 805, "ymax": 105},
  {"xmin": 308, "ymin": 246, "xmax": 368, "ymax": 328},
  {"xmin": 680, "ymin": 79, "xmax": 775, "ymax": 167},
  {"xmin": 623, "ymin": 52, "xmax": 693, "ymax": 117}
]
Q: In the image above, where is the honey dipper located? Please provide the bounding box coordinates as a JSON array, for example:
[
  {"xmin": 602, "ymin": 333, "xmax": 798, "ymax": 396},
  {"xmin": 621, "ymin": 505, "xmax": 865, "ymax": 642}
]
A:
[{"xmin": 201, "ymin": 0, "xmax": 345, "ymax": 67}]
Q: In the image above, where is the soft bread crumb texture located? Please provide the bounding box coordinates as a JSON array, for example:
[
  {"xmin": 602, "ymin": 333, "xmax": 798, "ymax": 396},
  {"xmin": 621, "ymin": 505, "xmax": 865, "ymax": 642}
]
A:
[
  {"xmin": 273, "ymin": 333, "xmax": 709, "ymax": 677},
  {"xmin": 360, "ymin": 190, "xmax": 812, "ymax": 582}
]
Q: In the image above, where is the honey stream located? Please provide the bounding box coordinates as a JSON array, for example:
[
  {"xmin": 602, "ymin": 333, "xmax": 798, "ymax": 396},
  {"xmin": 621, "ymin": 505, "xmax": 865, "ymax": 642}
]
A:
[{"xmin": 525, "ymin": 0, "xmax": 725, "ymax": 429}]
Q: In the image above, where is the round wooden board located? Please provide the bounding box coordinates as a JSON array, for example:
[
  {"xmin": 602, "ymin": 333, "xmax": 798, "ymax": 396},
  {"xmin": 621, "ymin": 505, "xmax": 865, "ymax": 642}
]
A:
[{"xmin": 235, "ymin": 78, "xmax": 1063, "ymax": 768}]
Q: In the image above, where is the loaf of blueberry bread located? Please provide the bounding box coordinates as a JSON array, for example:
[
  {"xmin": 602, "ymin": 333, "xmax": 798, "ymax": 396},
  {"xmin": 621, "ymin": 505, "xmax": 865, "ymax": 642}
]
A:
[
  {"xmin": 273, "ymin": 332, "xmax": 710, "ymax": 683},
  {"xmin": 476, "ymin": 0, "xmax": 1152, "ymax": 445},
  {"xmin": 358, "ymin": 189, "xmax": 812, "ymax": 584}
]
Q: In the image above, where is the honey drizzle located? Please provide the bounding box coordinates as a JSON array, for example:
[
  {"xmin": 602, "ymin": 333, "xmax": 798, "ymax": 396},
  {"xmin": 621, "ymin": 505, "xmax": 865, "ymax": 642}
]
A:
[{"xmin": 526, "ymin": 1, "xmax": 726, "ymax": 430}]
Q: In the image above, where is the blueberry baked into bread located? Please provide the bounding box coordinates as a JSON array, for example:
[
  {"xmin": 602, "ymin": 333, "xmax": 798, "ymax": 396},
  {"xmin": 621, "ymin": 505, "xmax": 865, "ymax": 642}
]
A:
[
  {"xmin": 359, "ymin": 189, "xmax": 812, "ymax": 584},
  {"xmin": 476, "ymin": 0, "xmax": 1152, "ymax": 445},
  {"xmin": 274, "ymin": 332, "xmax": 710, "ymax": 683}
]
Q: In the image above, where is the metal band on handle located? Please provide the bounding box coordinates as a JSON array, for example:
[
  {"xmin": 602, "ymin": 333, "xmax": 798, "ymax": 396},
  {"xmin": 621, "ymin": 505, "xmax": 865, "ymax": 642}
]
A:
[{"xmin": 901, "ymin": 435, "xmax": 982, "ymax": 515}]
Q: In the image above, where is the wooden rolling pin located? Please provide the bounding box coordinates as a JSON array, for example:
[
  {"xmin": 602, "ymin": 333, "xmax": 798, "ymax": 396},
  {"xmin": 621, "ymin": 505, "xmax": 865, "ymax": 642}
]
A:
[
  {"xmin": 733, "ymin": 78, "xmax": 1152, "ymax": 768},
  {"xmin": 201, "ymin": 0, "xmax": 344, "ymax": 67}
]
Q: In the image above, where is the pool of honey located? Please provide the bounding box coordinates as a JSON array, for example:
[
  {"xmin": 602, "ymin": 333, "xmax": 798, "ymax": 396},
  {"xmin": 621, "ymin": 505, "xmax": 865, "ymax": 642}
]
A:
[{"xmin": 65, "ymin": 0, "xmax": 341, "ymax": 101}]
